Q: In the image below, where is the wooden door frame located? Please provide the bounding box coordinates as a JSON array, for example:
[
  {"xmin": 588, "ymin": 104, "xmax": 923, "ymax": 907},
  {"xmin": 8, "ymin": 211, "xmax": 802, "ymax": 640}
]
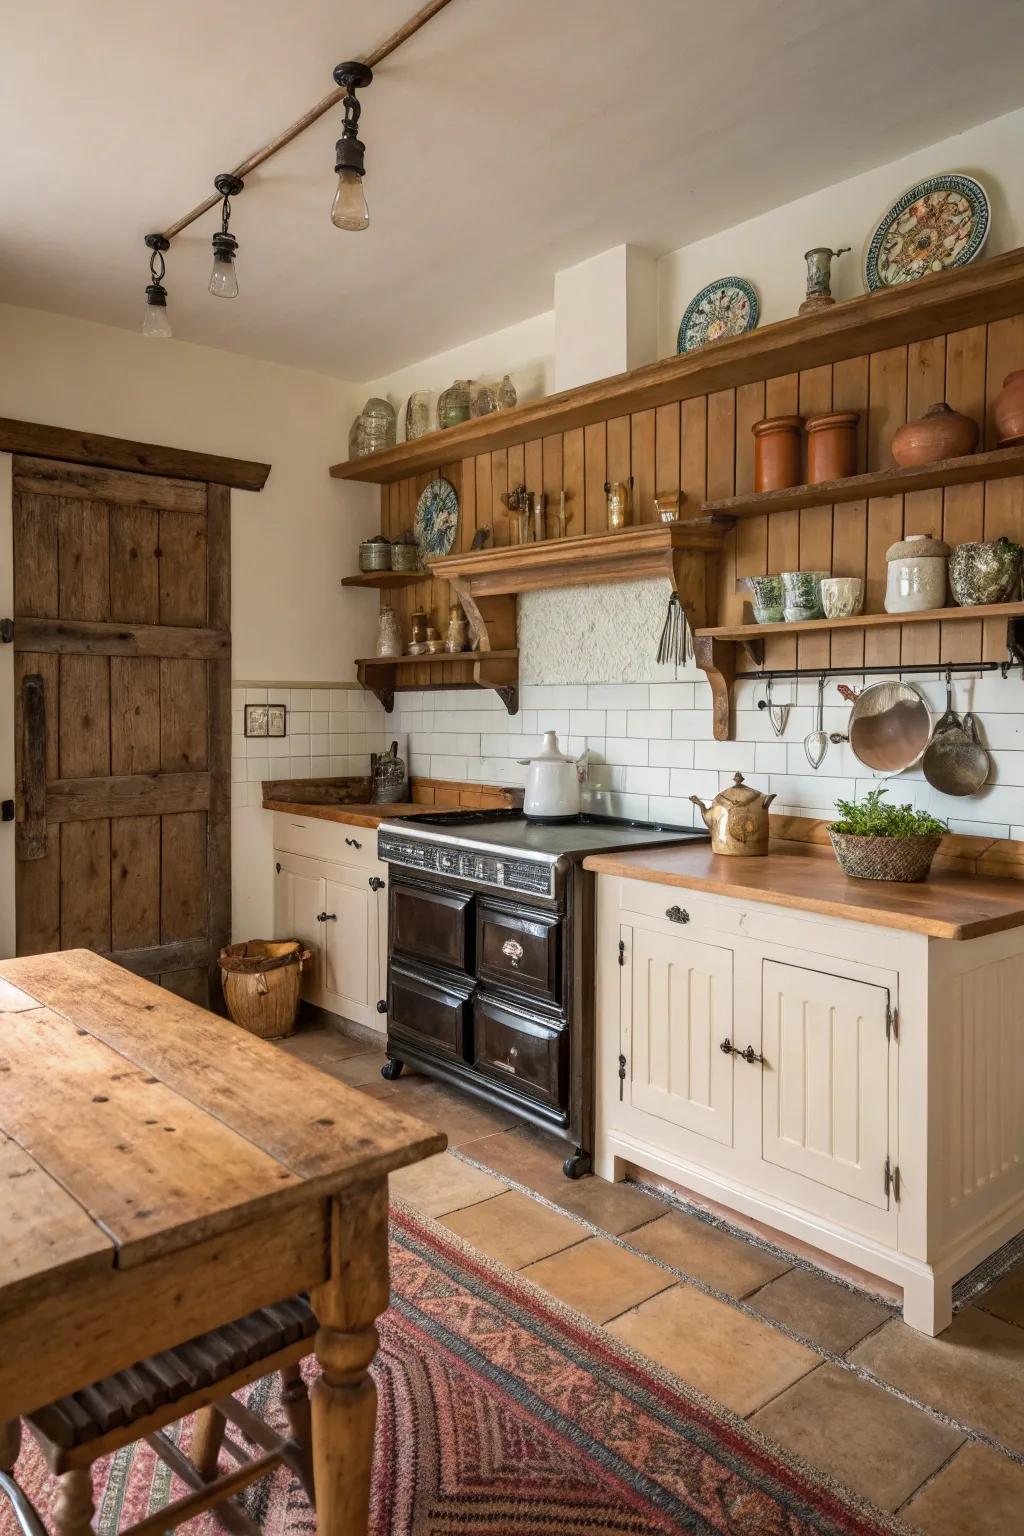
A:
[{"xmin": 2, "ymin": 419, "xmax": 270, "ymax": 998}]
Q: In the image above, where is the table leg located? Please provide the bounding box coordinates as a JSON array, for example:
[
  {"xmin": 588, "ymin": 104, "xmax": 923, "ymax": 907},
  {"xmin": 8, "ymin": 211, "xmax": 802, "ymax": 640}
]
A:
[{"xmin": 310, "ymin": 1179, "xmax": 389, "ymax": 1536}]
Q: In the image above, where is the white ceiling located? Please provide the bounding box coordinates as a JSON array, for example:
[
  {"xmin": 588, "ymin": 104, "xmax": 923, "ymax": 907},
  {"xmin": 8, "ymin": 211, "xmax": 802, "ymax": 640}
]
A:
[{"xmin": 4, "ymin": 0, "xmax": 1024, "ymax": 381}]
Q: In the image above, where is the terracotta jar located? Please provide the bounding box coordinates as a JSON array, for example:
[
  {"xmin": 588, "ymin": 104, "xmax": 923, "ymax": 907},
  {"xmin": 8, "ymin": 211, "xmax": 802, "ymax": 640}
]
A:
[
  {"xmin": 753, "ymin": 415, "xmax": 804, "ymax": 492},
  {"xmin": 891, "ymin": 402, "xmax": 979, "ymax": 468},
  {"xmin": 994, "ymin": 370, "xmax": 1024, "ymax": 447},
  {"xmin": 805, "ymin": 410, "xmax": 859, "ymax": 483}
]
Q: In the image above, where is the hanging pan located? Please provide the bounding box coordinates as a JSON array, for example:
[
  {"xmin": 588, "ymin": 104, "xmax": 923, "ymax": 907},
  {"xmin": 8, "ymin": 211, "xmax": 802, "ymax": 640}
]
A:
[
  {"xmin": 921, "ymin": 672, "xmax": 990, "ymax": 796},
  {"xmin": 835, "ymin": 680, "xmax": 932, "ymax": 775}
]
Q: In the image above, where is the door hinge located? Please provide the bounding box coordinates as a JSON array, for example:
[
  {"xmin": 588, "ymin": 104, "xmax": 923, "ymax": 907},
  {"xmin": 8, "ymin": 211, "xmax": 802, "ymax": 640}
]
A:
[
  {"xmin": 0, "ymin": 619, "xmax": 13, "ymax": 644},
  {"xmin": 275, "ymin": 861, "xmax": 282, "ymax": 874},
  {"xmin": 1, "ymin": 800, "xmax": 13, "ymax": 823},
  {"xmin": 617, "ymin": 938, "xmax": 625, "ymax": 967},
  {"xmin": 617, "ymin": 1052, "xmax": 626, "ymax": 1100},
  {"xmin": 885, "ymin": 999, "xmax": 898, "ymax": 1041},
  {"xmin": 884, "ymin": 1156, "xmax": 901, "ymax": 1202}
]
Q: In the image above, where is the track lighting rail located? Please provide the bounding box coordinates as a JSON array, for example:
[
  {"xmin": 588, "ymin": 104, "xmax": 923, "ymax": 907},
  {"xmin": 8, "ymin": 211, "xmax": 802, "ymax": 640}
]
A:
[{"xmin": 157, "ymin": 0, "xmax": 454, "ymax": 242}]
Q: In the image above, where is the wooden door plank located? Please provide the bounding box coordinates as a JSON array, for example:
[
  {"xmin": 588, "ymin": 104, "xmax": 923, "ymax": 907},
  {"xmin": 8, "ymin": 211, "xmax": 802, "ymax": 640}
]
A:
[
  {"xmin": 110, "ymin": 816, "xmax": 161, "ymax": 951},
  {"xmin": 159, "ymin": 510, "xmax": 208, "ymax": 627},
  {"xmin": 109, "ymin": 505, "xmax": 160, "ymax": 623},
  {"xmin": 161, "ymin": 811, "xmax": 208, "ymax": 944},
  {"xmin": 0, "ymin": 1004, "xmax": 297, "ymax": 1266},
  {"xmin": 47, "ymin": 772, "xmax": 211, "ymax": 822},
  {"xmin": 205, "ymin": 481, "xmax": 232, "ymax": 1007},
  {"xmin": 110, "ymin": 657, "xmax": 161, "ymax": 774},
  {"xmin": 57, "ymin": 499, "xmax": 109, "ymax": 621},
  {"xmin": 0, "ymin": 1134, "xmax": 113, "ymax": 1310},
  {"xmin": 15, "ymin": 618, "xmax": 229, "ymax": 659},
  {"xmin": 59, "ymin": 654, "xmax": 110, "ymax": 779},
  {"xmin": 158, "ymin": 968, "xmax": 210, "ymax": 1006},
  {"xmin": 12, "ymin": 493, "xmax": 58, "ymax": 617},
  {"xmin": 0, "ymin": 418, "xmax": 270, "ymax": 491},
  {"xmin": 0, "ymin": 952, "xmax": 446, "ymax": 1189},
  {"xmin": 160, "ymin": 659, "xmax": 208, "ymax": 772},
  {"xmin": 60, "ymin": 821, "xmax": 111, "ymax": 951},
  {"xmin": 107, "ymin": 938, "xmax": 209, "ymax": 978},
  {"xmin": 13, "ymin": 457, "xmax": 207, "ymax": 512}
]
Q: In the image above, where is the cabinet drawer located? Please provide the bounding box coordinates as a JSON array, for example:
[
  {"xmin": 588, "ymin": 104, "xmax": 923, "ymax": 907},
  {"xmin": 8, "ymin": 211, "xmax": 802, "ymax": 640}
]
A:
[
  {"xmin": 273, "ymin": 813, "xmax": 380, "ymax": 869},
  {"xmin": 477, "ymin": 899, "xmax": 561, "ymax": 1004},
  {"xmin": 390, "ymin": 877, "xmax": 473, "ymax": 971},
  {"xmin": 473, "ymin": 994, "xmax": 568, "ymax": 1113},
  {"xmin": 616, "ymin": 878, "xmax": 724, "ymax": 937},
  {"xmin": 389, "ymin": 961, "xmax": 472, "ymax": 1061}
]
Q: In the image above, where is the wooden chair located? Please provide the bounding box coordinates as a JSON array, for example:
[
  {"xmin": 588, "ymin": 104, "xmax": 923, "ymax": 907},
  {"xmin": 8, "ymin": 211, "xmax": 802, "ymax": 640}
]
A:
[{"xmin": 19, "ymin": 1297, "xmax": 317, "ymax": 1536}]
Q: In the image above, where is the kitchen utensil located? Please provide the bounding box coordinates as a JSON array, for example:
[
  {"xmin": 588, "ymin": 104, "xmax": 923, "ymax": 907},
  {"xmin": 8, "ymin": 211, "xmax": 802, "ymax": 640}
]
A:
[
  {"xmin": 689, "ymin": 772, "xmax": 776, "ymax": 856},
  {"xmin": 921, "ymin": 672, "xmax": 990, "ymax": 796},
  {"xmin": 782, "ymin": 569, "xmax": 828, "ymax": 621},
  {"xmin": 885, "ymin": 533, "xmax": 949, "ymax": 612},
  {"xmin": 837, "ymin": 680, "xmax": 932, "ymax": 775},
  {"xmin": 517, "ymin": 731, "xmax": 581, "ymax": 822},
  {"xmin": 370, "ymin": 740, "xmax": 408, "ymax": 804},
  {"xmin": 757, "ymin": 677, "xmax": 791, "ymax": 737},
  {"xmin": 804, "ymin": 675, "xmax": 828, "ymax": 769},
  {"xmin": 806, "ymin": 411, "xmax": 859, "ymax": 482},
  {"xmin": 891, "ymin": 402, "xmax": 979, "ymax": 466},
  {"xmin": 752, "ymin": 415, "xmax": 804, "ymax": 492},
  {"xmin": 948, "ymin": 536, "xmax": 1023, "ymax": 605},
  {"xmin": 994, "ymin": 369, "xmax": 1024, "ymax": 446},
  {"xmin": 656, "ymin": 591, "xmax": 691, "ymax": 665},
  {"xmin": 821, "ymin": 576, "xmax": 864, "ymax": 617}
]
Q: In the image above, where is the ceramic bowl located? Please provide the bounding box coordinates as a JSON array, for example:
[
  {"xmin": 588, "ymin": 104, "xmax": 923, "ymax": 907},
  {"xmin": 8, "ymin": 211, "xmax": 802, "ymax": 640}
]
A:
[
  {"xmin": 820, "ymin": 576, "xmax": 864, "ymax": 619},
  {"xmin": 746, "ymin": 573, "xmax": 784, "ymax": 623},
  {"xmin": 781, "ymin": 569, "xmax": 828, "ymax": 621}
]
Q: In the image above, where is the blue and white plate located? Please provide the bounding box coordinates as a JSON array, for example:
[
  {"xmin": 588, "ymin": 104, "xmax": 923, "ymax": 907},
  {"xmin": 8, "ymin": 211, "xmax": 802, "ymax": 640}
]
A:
[
  {"xmin": 677, "ymin": 277, "xmax": 759, "ymax": 353},
  {"xmin": 864, "ymin": 174, "xmax": 990, "ymax": 290},
  {"xmin": 414, "ymin": 476, "xmax": 460, "ymax": 561}
]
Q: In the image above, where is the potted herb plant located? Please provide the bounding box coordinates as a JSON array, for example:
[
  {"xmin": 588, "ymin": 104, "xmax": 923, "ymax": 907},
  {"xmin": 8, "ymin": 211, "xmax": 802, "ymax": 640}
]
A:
[{"xmin": 829, "ymin": 788, "xmax": 947, "ymax": 883}]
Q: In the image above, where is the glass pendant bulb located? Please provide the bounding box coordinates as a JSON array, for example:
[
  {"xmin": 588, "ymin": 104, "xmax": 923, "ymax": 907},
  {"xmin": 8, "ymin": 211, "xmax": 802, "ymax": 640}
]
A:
[
  {"xmin": 142, "ymin": 288, "xmax": 172, "ymax": 338},
  {"xmin": 208, "ymin": 252, "xmax": 239, "ymax": 299},
  {"xmin": 331, "ymin": 168, "xmax": 369, "ymax": 231}
]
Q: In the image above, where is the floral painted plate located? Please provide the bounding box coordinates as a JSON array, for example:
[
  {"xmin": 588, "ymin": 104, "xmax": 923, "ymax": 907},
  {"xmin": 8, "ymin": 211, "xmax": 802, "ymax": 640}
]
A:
[
  {"xmin": 414, "ymin": 476, "xmax": 460, "ymax": 561},
  {"xmin": 864, "ymin": 174, "xmax": 990, "ymax": 290},
  {"xmin": 676, "ymin": 277, "xmax": 759, "ymax": 353}
]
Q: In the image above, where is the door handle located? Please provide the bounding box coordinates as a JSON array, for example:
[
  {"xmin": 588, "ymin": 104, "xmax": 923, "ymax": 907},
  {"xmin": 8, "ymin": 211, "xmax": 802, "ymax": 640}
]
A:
[
  {"xmin": 719, "ymin": 1039, "xmax": 765, "ymax": 1064},
  {"xmin": 17, "ymin": 672, "xmax": 47, "ymax": 862},
  {"xmin": 665, "ymin": 906, "xmax": 690, "ymax": 924},
  {"xmin": 345, "ymin": 836, "xmax": 362, "ymax": 849},
  {"xmin": 316, "ymin": 911, "xmax": 337, "ymax": 922},
  {"xmin": 368, "ymin": 877, "xmax": 386, "ymax": 892}
]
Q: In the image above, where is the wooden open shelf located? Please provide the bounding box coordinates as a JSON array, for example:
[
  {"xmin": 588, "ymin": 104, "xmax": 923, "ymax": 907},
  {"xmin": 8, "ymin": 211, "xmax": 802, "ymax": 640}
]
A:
[
  {"xmin": 329, "ymin": 248, "xmax": 1024, "ymax": 484},
  {"xmin": 340, "ymin": 570, "xmax": 423, "ymax": 589},
  {"xmin": 700, "ymin": 444, "xmax": 1024, "ymax": 520},
  {"xmin": 699, "ymin": 601, "xmax": 1024, "ymax": 642},
  {"xmin": 355, "ymin": 650, "xmax": 519, "ymax": 715}
]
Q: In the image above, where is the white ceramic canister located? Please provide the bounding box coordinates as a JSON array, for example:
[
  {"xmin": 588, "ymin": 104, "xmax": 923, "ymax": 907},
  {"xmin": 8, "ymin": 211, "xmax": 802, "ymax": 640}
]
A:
[
  {"xmin": 517, "ymin": 731, "xmax": 581, "ymax": 822},
  {"xmin": 884, "ymin": 533, "xmax": 949, "ymax": 614}
]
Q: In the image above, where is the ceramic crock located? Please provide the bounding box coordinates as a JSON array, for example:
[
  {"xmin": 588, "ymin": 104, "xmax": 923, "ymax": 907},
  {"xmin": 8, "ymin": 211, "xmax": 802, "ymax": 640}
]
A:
[
  {"xmin": 891, "ymin": 402, "xmax": 978, "ymax": 467},
  {"xmin": 994, "ymin": 370, "xmax": 1024, "ymax": 446},
  {"xmin": 689, "ymin": 772, "xmax": 777, "ymax": 856},
  {"xmin": 948, "ymin": 537, "xmax": 1024, "ymax": 606},
  {"xmin": 753, "ymin": 416, "xmax": 804, "ymax": 492},
  {"xmin": 884, "ymin": 533, "xmax": 949, "ymax": 612},
  {"xmin": 517, "ymin": 732, "xmax": 581, "ymax": 822},
  {"xmin": 805, "ymin": 410, "xmax": 859, "ymax": 483}
]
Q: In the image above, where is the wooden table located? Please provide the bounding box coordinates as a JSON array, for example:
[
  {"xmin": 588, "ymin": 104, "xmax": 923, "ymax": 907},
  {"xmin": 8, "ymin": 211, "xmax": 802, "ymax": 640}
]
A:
[{"xmin": 0, "ymin": 950, "xmax": 445, "ymax": 1535}]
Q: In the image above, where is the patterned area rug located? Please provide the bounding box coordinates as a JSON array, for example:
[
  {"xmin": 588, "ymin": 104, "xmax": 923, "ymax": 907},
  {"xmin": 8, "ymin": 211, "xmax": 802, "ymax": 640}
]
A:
[{"xmin": 3, "ymin": 1203, "xmax": 908, "ymax": 1536}]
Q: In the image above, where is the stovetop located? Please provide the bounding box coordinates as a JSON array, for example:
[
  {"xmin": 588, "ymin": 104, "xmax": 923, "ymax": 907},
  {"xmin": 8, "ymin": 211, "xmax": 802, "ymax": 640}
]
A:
[{"xmin": 377, "ymin": 809, "xmax": 707, "ymax": 901}]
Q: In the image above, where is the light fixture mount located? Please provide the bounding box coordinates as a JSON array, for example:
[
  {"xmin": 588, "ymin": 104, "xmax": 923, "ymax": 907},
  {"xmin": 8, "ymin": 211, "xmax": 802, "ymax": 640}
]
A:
[
  {"xmin": 214, "ymin": 173, "xmax": 245, "ymax": 200},
  {"xmin": 333, "ymin": 60, "xmax": 373, "ymax": 92},
  {"xmin": 333, "ymin": 60, "xmax": 373, "ymax": 178},
  {"xmin": 144, "ymin": 233, "xmax": 170, "ymax": 305}
]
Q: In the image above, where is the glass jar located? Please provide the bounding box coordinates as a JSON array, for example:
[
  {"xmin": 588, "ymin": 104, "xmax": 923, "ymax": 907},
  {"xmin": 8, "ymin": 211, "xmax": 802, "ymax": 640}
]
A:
[
  {"xmin": 360, "ymin": 397, "xmax": 397, "ymax": 454},
  {"xmin": 445, "ymin": 603, "xmax": 469, "ymax": 653},
  {"xmin": 438, "ymin": 379, "xmax": 471, "ymax": 430},
  {"xmin": 404, "ymin": 391, "xmax": 432, "ymax": 441},
  {"xmin": 376, "ymin": 607, "xmax": 403, "ymax": 658}
]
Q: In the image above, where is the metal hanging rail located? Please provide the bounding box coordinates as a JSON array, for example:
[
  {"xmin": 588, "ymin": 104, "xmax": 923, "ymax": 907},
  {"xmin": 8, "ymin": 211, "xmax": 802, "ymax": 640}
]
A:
[
  {"xmin": 743, "ymin": 662, "xmax": 1006, "ymax": 683},
  {"xmin": 159, "ymin": 0, "xmax": 456, "ymax": 243}
]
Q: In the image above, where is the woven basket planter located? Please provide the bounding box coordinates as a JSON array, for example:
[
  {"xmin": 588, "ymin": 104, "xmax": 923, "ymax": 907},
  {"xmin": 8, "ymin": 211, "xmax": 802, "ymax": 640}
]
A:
[{"xmin": 829, "ymin": 829, "xmax": 942, "ymax": 883}]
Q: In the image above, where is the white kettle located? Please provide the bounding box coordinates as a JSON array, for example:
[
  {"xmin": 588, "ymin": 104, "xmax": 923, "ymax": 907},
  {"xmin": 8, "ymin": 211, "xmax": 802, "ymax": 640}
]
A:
[{"xmin": 518, "ymin": 731, "xmax": 582, "ymax": 822}]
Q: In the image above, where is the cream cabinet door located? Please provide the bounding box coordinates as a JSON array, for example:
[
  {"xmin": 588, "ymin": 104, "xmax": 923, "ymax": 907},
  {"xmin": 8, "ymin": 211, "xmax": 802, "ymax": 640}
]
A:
[
  {"xmin": 623, "ymin": 925, "xmax": 734, "ymax": 1147},
  {"xmin": 273, "ymin": 856, "xmax": 325, "ymax": 1004},
  {"xmin": 322, "ymin": 868, "xmax": 379, "ymax": 1022},
  {"xmin": 761, "ymin": 961, "xmax": 891, "ymax": 1209}
]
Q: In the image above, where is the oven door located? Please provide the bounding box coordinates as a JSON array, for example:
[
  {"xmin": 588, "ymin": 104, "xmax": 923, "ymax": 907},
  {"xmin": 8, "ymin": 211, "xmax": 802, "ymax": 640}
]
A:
[
  {"xmin": 389, "ymin": 959, "xmax": 473, "ymax": 1063},
  {"xmin": 390, "ymin": 875, "xmax": 473, "ymax": 972},
  {"xmin": 473, "ymin": 993, "xmax": 568, "ymax": 1116},
  {"xmin": 476, "ymin": 898, "xmax": 562, "ymax": 1005}
]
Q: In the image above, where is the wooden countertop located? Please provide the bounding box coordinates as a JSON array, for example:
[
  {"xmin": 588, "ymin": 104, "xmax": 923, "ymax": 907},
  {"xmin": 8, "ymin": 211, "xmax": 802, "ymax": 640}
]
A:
[
  {"xmin": 262, "ymin": 798, "xmax": 437, "ymax": 828},
  {"xmin": 583, "ymin": 842, "xmax": 1024, "ymax": 940}
]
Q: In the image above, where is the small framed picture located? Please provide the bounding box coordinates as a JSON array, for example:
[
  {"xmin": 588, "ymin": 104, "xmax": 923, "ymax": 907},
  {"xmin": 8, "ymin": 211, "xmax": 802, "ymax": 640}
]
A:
[{"xmin": 245, "ymin": 703, "xmax": 288, "ymax": 738}]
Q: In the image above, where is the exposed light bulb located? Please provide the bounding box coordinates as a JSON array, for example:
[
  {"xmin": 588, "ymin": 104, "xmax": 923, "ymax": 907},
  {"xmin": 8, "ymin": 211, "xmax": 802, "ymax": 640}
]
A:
[
  {"xmin": 142, "ymin": 287, "xmax": 172, "ymax": 338},
  {"xmin": 331, "ymin": 168, "xmax": 369, "ymax": 231},
  {"xmin": 208, "ymin": 252, "xmax": 239, "ymax": 299}
]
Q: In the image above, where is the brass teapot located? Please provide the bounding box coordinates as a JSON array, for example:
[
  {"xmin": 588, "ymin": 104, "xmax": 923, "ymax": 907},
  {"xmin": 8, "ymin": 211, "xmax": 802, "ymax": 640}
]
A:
[{"xmin": 690, "ymin": 773, "xmax": 776, "ymax": 856}]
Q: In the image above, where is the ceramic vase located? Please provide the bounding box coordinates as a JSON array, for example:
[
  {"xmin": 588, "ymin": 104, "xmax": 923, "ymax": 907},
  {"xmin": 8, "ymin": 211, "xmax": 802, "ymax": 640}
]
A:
[
  {"xmin": 753, "ymin": 416, "xmax": 804, "ymax": 492},
  {"xmin": 806, "ymin": 411, "xmax": 859, "ymax": 482},
  {"xmin": 994, "ymin": 370, "xmax": 1024, "ymax": 447},
  {"xmin": 891, "ymin": 402, "xmax": 978, "ymax": 467},
  {"xmin": 948, "ymin": 537, "xmax": 1024, "ymax": 605},
  {"xmin": 376, "ymin": 607, "xmax": 403, "ymax": 658}
]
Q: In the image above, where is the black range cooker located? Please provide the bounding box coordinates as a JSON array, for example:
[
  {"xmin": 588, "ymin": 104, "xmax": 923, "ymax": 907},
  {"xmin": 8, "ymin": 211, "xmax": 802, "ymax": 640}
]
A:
[{"xmin": 376, "ymin": 809, "xmax": 708, "ymax": 1177}]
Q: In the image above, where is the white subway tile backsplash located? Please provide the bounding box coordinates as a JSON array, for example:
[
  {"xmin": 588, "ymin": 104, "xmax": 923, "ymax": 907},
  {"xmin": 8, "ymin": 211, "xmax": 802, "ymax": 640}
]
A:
[
  {"xmin": 669, "ymin": 768, "xmax": 721, "ymax": 802},
  {"xmin": 587, "ymin": 683, "xmax": 650, "ymax": 709},
  {"xmin": 625, "ymin": 766, "xmax": 671, "ymax": 795},
  {"xmin": 648, "ymin": 682, "xmax": 696, "ymax": 710},
  {"xmin": 627, "ymin": 710, "xmax": 672, "ymax": 739},
  {"xmin": 693, "ymin": 741, "xmax": 756, "ymax": 772},
  {"xmin": 671, "ymin": 710, "xmax": 714, "ymax": 740},
  {"xmin": 648, "ymin": 739, "xmax": 696, "ymax": 769},
  {"xmin": 604, "ymin": 709, "xmax": 628, "ymax": 736},
  {"xmin": 570, "ymin": 709, "xmax": 606, "ymax": 735},
  {"xmin": 604, "ymin": 736, "xmax": 650, "ymax": 767}
]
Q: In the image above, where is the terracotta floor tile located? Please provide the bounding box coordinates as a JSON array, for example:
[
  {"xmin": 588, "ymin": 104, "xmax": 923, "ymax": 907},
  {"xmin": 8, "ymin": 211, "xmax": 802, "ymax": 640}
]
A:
[
  {"xmin": 606, "ymin": 1284, "xmax": 817, "ymax": 1416},
  {"xmin": 321, "ymin": 1047, "xmax": 390, "ymax": 1086},
  {"xmin": 849, "ymin": 1309, "xmax": 1024, "ymax": 1453},
  {"xmin": 520, "ymin": 1236, "xmax": 674, "ymax": 1324},
  {"xmin": 464, "ymin": 1125, "xmax": 668, "ymax": 1234},
  {"xmin": 902, "ymin": 1442, "xmax": 1024, "ymax": 1534},
  {"xmin": 746, "ymin": 1267, "xmax": 892, "ymax": 1353},
  {"xmin": 390, "ymin": 1151, "xmax": 509, "ymax": 1218},
  {"xmin": 750, "ymin": 1364, "xmax": 963, "ymax": 1510},
  {"xmin": 441, "ymin": 1190, "xmax": 586, "ymax": 1269},
  {"xmin": 974, "ymin": 1262, "xmax": 1024, "ymax": 1329},
  {"xmin": 364, "ymin": 1078, "xmax": 522, "ymax": 1145},
  {"xmin": 280, "ymin": 1023, "xmax": 378, "ymax": 1064},
  {"xmin": 625, "ymin": 1210, "xmax": 791, "ymax": 1298}
]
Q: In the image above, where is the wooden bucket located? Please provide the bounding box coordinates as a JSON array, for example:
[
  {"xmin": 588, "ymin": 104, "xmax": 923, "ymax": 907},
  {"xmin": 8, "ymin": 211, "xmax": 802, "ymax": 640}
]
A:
[{"xmin": 219, "ymin": 940, "xmax": 312, "ymax": 1039}]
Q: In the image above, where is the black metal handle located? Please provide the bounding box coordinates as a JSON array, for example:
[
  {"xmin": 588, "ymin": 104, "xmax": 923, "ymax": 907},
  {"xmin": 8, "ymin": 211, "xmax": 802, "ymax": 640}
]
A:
[
  {"xmin": 275, "ymin": 861, "xmax": 281, "ymax": 873},
  {"xmin": 345, "ymin": 836, "xmax": 362, "ymax": 849},
  {"xmin": 376, "ymin": 999, "xmax": 388, "ymax": 1014},
  {"xmin": 368, "ymin": 876, "xmax": 386, "ymax": 891},
  {"xmin": 720, "ymin": 1039, "xmax": 764, "ymax": 1064},
  {"xmin": 316, "ymin": 911, "xmax": 337, "ymax": 922},
  {"xmin": 665, "ymin": 906, "xmax": 690, "ymax": 924}
]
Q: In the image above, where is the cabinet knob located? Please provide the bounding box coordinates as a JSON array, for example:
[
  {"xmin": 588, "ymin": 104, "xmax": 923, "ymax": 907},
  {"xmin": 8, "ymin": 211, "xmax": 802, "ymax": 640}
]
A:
[
  {"xmin": 376, "ymin": 999, "xmax": 388, "ymax": 1014},
  {"xmin": 316, "ymin": 911, "xmax": 337, "ymax": 922},
  {"xmin": 665, "ymin": 905, "xmax": 690, "ymax": 924},
  {"xmin": 345, "ymin": 836, "xmax": 362, "ymax": 849},
  {"xmin": 368, "ymin": 876, "xmax": 386, "ymax": 892}
]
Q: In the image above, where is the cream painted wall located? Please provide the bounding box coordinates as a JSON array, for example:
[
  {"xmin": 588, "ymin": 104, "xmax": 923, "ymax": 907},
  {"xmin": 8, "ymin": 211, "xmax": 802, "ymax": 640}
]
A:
[
  {"xmin": 0, "ymin": 301, "xmax": 379, "ymax": 947},
  {"xmin": 554, "ymin": 245, "xmax": 658, "ymax": 390},
  {"xmin": 657, "ymin": 105, "xmax": 1024, "ymax": 355}
]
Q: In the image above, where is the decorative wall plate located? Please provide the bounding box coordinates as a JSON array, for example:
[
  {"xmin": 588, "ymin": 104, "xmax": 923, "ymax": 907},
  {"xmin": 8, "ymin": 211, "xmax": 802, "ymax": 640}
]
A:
[
  {"xmin": 676, "ymin": 277, "xmax": 759, "ymax": 353},
  {"xmin": 414, "ymin": 476, "xmax": 460, "ymax": 560},
  {"xmin": 864, "ymin": 174, "xmax": 990, "ymax": 290}
]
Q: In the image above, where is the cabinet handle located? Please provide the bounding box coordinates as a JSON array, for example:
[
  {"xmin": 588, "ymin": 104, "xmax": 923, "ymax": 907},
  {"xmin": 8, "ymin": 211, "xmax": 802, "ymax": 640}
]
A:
[
  {"xmin": 665, "ymin": 906, "xmax": 690, "ymax": 924},
  {"xmin": 316, "ymin": 911, "xmax": 337, "ymax": 922},
  {"xmin": 368, "ymin": 876, "xmax": 386, "ymax": 892},
  {"xmin": 275, "ymin": 861, "xmax": 281, "ymax": 874},
  {"xmin": 376, "ymin": 999, "xmax": 388, "ymax": 1014},
  {"xmin": 345, "ymin": 837, "xmax": 362, "ymax": 849},
  {"xmin": 719, "ymin": 1039, "xmax": 764, "ymax": 1065}
]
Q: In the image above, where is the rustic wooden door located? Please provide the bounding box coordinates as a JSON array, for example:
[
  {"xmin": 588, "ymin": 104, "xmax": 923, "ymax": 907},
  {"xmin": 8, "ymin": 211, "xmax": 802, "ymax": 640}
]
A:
[{"xmin": 11, "ymin": 456, "xmax": 231, "ymax": 1006}]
